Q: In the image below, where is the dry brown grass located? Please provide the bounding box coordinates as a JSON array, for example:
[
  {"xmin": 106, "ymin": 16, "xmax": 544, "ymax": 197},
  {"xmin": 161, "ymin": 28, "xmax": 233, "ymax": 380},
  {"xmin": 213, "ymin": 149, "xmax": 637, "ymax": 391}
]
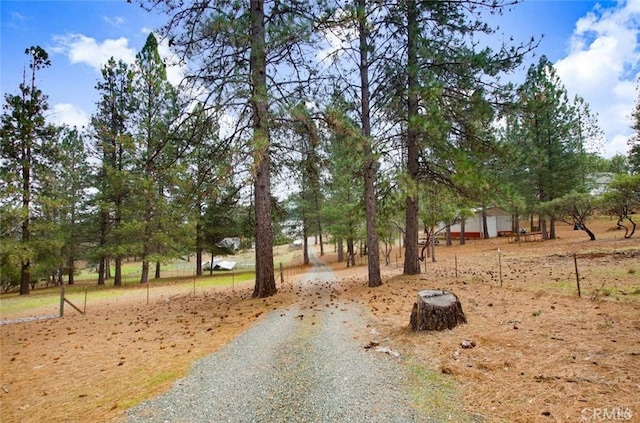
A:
[
  {"xmin": 325, "ymin": 217, "xmax": 640, "ymax": 423},
  {"xmin": 1, "ymin": 216, "xmax": 639, "ymax": 423}
]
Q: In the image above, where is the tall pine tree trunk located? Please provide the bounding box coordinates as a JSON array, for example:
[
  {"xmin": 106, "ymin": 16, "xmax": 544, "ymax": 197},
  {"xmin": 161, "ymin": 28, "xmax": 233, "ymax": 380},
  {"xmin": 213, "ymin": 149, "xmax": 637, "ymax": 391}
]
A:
[
  {"xmin": 358, "ymin": 0, "xmax": 381, "ymax": 287},
  {"xmin": 105, "ymin": 257, "xmax": 112, "ymax": 279},
  {"xmin": 541, "ymin": 217, "xmax": 548, "ymax": 240},
  {"xmin": 303, "ymin": 212, "xmax": 309, "ymax": 265},
  {"xmin": 97, "ymin": 151, "xmax": 109, "ymax": 286},
  {"xmin": 403, "ymin": 0, "xmax": 421, "ymax": 275},
  {"xmin": 141, "ymin": 260, "xmax": 150, "ymax": 284},
  {"xmin": 196, "ymin": 213, "xmax": 204, "ymax": 276},
  {"xmin": 530, "ymin": 214, "xmax": 535, "ymax": 231},
  {"xmin": 67, "ymin": 256, "xmax": 75, "ymax": 285},
  {"xmin": 314, "ymin": 194, "xmax": 324, "ymax": 256},
  {"xmin": 97, "ymin": 255, "xmax": 106, "ymax": 286},
  {"xmin": 114, "ymin": 257, "xmax": 122, "ymax": 286},
  {"xmin": 250, "ymin": 0, "xmax": 276, "ymax": 298},
  {"xmin": 482, "ymin": 206, "xmax": 489, "ymax": 239},
  {"xmin": 114, "ymin": 195, "xmax": 123, "ymax": 286},
  {"xmin": 347, "ymin": 237, "xmax": 355, "ymax": 267},
  {"xmin": 140, "ymin": 203, "xmax": 151, "ymax": 284},
  {"xmin": 20, "ymin": 141, "xmax": 31, "ymax": 295}
]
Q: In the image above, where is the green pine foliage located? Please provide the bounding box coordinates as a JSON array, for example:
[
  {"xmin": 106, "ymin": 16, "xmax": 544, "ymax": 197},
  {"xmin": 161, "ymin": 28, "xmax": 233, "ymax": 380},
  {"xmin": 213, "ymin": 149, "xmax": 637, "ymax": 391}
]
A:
[
  {"xmin": 0, "ymin": 46, "xmax": 58, "ymax": 294},
  {"xmin": 502, "ymin": 56, "xmax": 603, "ymax": 238},
  {"xmin": 3, "ymin": 1, "xmax": 633, "ymax": 294}
]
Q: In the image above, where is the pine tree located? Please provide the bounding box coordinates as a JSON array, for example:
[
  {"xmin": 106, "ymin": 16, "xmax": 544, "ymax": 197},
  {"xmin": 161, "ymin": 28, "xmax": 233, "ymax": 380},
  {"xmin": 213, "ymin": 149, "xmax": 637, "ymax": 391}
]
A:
[
  {"xmin": 141, "ymin": 0, "xmax": 321, "ymax": 297},
  {"xmin": 90, "ymin": 58, "xmax": 135, "ymax": 286},
  {"xmin": 0, "ymin": 46, "xmax": 57, "ymax": 295},
  {"xmin": 323, "ymin": 98, "xmax": 366, "ymax": 268},
  {"xmin": 54, "ymin": 126, "xmax": 92, "ymax": 285},
  {"xmin": 512, "ymin": 56, "xmax": 601, "ymax": 238},
  {"xmin": 600, "ymin": 174, "xmax": 640, "ymax": 238},
  {"xmin": 179, "ymin": 104, "xmax": 235, "ymax": 277},
  {"xmin": 290, "ymin": 103, "xmax": 325, "ymax": 263},
  {"xmin": 131, "ymin": 33, "xmax": 182, "ymax": 283},
  {"xmin": 322, "ymin": 0, "xmax": 384, "ymax": 286},
  {"xmin": 390, "ymin": 0, "xmax": 537, "ymax": 274}
]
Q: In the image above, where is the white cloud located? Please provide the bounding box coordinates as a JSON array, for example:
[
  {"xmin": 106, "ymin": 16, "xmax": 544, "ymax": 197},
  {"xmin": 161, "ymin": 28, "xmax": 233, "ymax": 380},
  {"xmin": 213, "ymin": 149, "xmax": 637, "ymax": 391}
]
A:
[
  {"xmin": 155, "ymin": 35, "xmax": 186, "ymax": 87},
  {"xmin": 103, "ymin": 15, "xmax": 125, "ymax": 27},
  {"xmin": 609, "ymin": 134, "xmax": 632, "ymax": 156},
  {"xmin": 48, "ymin": 103, "xmax": 90, "ymax": 129},
  {"xmin": 51, "ymin": 33, "xmax": 137, "ymax": 72},
  {"xmin": 554, "ymin": 1, "xmax": 639, "ymax": 158},
  {"xmin": 51, "ymin": 31, "xmax": 186, "ymax": 87}
]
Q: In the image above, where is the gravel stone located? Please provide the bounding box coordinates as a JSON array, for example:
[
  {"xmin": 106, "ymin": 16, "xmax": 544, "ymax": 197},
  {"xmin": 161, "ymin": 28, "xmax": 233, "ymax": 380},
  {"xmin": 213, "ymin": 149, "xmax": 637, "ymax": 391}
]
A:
[{"xmin": 125, "ymin": 253, "xmax": 427, "ymax": 422}]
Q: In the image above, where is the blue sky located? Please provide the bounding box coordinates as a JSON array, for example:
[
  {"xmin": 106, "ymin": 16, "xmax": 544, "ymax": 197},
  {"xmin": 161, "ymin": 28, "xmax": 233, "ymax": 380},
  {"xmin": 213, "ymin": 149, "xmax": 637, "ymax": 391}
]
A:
[{"xmin": 1, "ymin": 0, "xmax": 639, "ymax": 158}]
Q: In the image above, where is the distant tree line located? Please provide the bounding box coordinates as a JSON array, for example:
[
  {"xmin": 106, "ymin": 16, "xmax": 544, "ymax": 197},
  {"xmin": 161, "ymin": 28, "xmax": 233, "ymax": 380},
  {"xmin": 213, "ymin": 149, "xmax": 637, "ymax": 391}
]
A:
[{"xmin": 2, "ymin": 1, "xmax": 639, "ymax": 296}]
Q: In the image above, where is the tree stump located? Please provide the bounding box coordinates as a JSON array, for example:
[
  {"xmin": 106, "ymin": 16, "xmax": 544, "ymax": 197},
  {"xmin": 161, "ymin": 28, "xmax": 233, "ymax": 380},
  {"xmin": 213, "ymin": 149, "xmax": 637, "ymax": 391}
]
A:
[{"xmin": 410, "ymin": 289, "xmax": 467, "ymax": 332}]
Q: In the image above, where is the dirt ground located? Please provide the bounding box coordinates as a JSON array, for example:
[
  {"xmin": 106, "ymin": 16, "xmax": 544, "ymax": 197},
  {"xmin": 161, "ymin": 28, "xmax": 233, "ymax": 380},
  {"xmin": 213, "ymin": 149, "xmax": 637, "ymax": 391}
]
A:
[{"xmin": 1, "ymin": 216, "xmax": 639, "ymax": 423}]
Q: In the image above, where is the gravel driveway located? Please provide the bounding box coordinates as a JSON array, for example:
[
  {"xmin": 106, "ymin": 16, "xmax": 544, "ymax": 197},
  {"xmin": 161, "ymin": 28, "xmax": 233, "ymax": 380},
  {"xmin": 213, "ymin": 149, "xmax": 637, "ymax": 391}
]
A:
[{"xmin": 125, "ymin": 251, "xmax": 427, "ymax": 422}]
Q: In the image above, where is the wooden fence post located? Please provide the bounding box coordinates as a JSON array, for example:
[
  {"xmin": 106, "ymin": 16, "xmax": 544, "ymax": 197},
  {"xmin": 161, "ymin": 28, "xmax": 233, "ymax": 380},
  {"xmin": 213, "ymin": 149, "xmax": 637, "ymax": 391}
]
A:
[
  {"xmin": 455, "ymin": 255, "xmax": 458, "ymax": 280},
  {"xmin": 59, "ymin": 284, "xmax": 65, "ymax": 317},
  {"xmin": 498, "ymin": 248, "xmax": 503, "ymax": 287},
  {"xmin": 574, "ymin": 253, "xmax": 581, "ymax": 298},
  {"xmin": 280, "ymin": 262, "xmax": 284, "ymax": 288}
]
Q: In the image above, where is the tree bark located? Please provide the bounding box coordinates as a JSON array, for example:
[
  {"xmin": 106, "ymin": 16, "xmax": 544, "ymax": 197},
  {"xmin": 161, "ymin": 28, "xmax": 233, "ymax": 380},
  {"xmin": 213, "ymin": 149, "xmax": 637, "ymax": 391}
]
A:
[
  {"xmin": 481, "ymin": 206, "xmax": 489, "ymax": 239},
  {"xmin": 403, "ymin": 0, "xmax": 421, "ymax": 275},
  {"xmin": 20, "ymin": 146, "xmax": 30, "ymax": 294},
  {"xmin": 114, "ymin": 256, "xmax": 122, "ymax": 287},
  {"xmin": 347, "ymin": 237, "xmax": 355, "ymax": 267},
  {"xmin": 530, "ymin": 214, "xmax": 534, "ymax": 232},
  {"xmin": 314, "ymin": 193, "xmax": 324, "ymax": 256},
  {"xmin": 105, "ymin": 257, "xmax": 111, "ymax": 279},
  {"xmin": 540, "ymin": 217, "xmax": 548, "ymax": 240},
  {"xmin": 618, "ymin": 217, "xmax": 636, "ymax": 239},
  {"xmin": 141, "ymin": 260, "xmax": 150, "ymax": 284},
  {"xmin": 357, "ymin": 0, "xmax": 381, "ymax": 287},
  {"xmin": 20, "ymin": 133, "xmax": 31, "ymax": 295},
  {"xmin": 430, "ymin": 240, "xmax": 436, "ymax": 263},
  {"xmin": 250, "ymin": 0, "xmax": 276, "ymax": 298},
  {"xmin": 196, "ymin": 219, "xmax": 203, "ymax": 277},
  {"xmin": 303, "ymin": 219, "xmax": 309, "ymax": 265},
  {"xmin": 410, "ymin": 290, "xmax": 467, "ymax": 332},
  {"xmin": 67, "ymin": 256, "xmax": 75, "ymax": 285},
  {"xmin": 584, "ymin": 227, "xmax": 596, "ymax": 240}
]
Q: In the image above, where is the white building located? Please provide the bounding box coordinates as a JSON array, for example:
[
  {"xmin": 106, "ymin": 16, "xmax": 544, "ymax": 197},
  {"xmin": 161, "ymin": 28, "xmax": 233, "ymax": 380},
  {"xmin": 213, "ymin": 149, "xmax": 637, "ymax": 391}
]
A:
[{"xmin": 439, "ymin": 207, "xmax": 513, "ymax": 239}]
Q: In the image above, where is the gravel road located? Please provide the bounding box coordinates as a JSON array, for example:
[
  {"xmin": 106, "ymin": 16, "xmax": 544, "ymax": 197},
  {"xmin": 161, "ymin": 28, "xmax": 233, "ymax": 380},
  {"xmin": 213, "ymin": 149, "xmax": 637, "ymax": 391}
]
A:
[{"xmin": 125, "ymin": 251, "xmax": 427, "ymax": 422}]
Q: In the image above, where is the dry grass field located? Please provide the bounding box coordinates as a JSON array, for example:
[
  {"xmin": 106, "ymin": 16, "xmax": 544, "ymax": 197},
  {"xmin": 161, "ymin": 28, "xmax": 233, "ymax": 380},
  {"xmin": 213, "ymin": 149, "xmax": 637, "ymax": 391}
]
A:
[{"xmin": 1, "ymin": 216, "xmax": 638, "ymax": 422}]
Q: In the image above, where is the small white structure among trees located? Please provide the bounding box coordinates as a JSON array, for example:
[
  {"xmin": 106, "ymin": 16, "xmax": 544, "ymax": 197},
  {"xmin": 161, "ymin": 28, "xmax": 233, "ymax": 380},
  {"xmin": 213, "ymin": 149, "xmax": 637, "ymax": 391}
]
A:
[{"xmin": 440, "ymin": 207, "xmax": 513, "ymax": 239}]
